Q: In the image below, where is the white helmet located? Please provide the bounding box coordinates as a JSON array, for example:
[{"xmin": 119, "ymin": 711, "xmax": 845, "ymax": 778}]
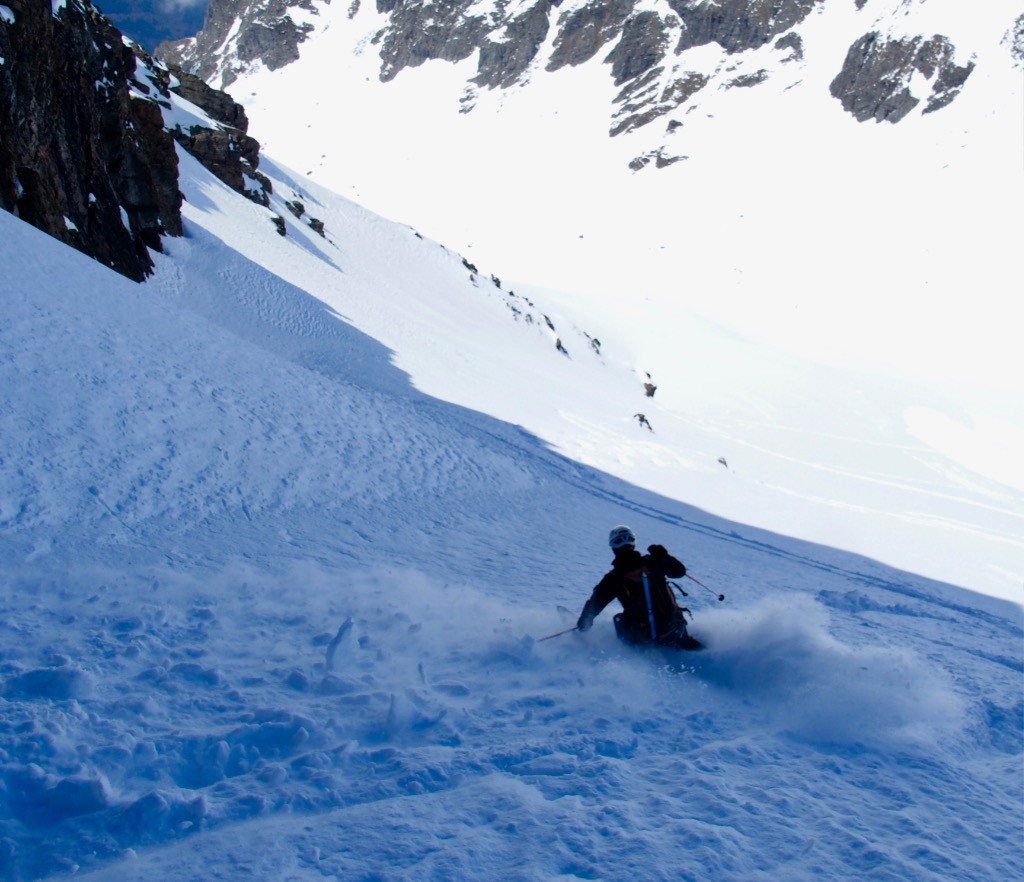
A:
[{"xmin": 608, "ymin": 525, "xmax": 636, "ymax": 549}]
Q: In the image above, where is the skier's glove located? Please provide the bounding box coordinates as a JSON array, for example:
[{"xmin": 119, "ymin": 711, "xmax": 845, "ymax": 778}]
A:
[
  {"xmin": 576, "ymin": 601, "xmax": 595, "ymax": 632},
  {"xmin": 648, "ymin": 544, "xmax": 668, "ymax": 557}
]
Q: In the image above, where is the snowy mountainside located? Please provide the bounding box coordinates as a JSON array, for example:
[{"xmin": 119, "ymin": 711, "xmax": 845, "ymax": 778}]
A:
[
  {"xmin": 18, "ymin": 33, "xmax": 1008, "ymax": 605},
  {"xmin": 161, "ymin": 0, "xmax": 1024, "ymax": 504},
  {"xmin": 163, "ymin": 0, "xmax": 1021, "ymax": 129},
  {"xmin": 134, "ymin": 135, "xmax": 1024, "ymax": 603},
  {"xmin": 1, "ymin": 181, "xmax": 1022, "ymax": 882}
]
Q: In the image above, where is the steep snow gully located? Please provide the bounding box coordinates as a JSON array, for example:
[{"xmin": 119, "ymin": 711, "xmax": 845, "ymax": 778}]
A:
[{"xmin": 1, "ymin": 198, "xmax": 1022, "ymax": 877}]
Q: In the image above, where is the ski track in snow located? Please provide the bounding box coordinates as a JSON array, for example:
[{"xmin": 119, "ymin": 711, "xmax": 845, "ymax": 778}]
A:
[{"xmin": 1, "ymin": 164, "xmax": 1022, "ymax": 879}]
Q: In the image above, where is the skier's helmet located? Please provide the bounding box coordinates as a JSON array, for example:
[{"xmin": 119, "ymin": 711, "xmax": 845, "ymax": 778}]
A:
[{"xmin": 608, "ymin": 525, "xmax": 636, "ymax": 550}]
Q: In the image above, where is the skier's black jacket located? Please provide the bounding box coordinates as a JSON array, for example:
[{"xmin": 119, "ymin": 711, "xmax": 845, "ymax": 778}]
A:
[{"xmin": 577, "ymin": 545, "xmax": 686, "ymax": 644}]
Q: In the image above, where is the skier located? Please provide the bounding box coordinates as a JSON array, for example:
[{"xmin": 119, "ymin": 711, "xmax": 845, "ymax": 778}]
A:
[{"xmin": 576, "ymin": 525, "xmax": 702, "ymax": 650}]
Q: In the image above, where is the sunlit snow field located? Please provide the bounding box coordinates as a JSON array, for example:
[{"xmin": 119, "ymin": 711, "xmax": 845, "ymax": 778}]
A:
[{"xmin": 228, "ymin": 0, "xmax": 1024, "ymax": 603}]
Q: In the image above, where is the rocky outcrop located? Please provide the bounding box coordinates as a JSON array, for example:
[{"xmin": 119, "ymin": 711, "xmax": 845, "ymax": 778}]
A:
[
  {"xmin": 376, "ymin": 0, "xmax": 491, "ymax": 81},
  {"xmin": 1, "ymin": 0, "xmax": 273, "ymax": 281},
  {"xmin": 474, "ymin": 1, "xmax": 552, "ymax": 89},
  {"xmin": 546, "ymin": 0, "xmax": 634, "ymax": 73},
  {"xmin": 1007, "ymin": 14, "xmax": 1024, "ymax": 66},
  {"xmin": 830, "ymin": 32, "xmax": 975, "ymax": 123},
  {"xmin": 158, "ymin": 0, "xmax": 322, "ymax": 87},
  {"xmin": 0, "ymin": 0, "xmax": 182, "ymax": 281},
  {"xmin": 606, "ymin": 10, "xmax": 671, "ymax": 86},
  {"xmin": 668, "ymin": 0, "xmax": 821, "ymax": 55},
  {"xmin": 168, "ymin": 66, "xmax": 250, "ymax": 130},
  {"xmin": 611, "ymin": 69, "xmax": 708, "ymax": 136},
  {"xmin": 775, "ymin": 32, "xmax": 804, "ymax": 63},
  {"xmin": 159, "ymin": 0, "xmax": 989, "ymax": 175},
  {"xmin": 165, "ymin": 65, "xmax": 271, "ymax": 204}
]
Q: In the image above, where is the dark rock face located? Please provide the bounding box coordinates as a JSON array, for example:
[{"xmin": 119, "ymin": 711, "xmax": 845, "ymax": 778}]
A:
[
  {"xmin": 726, "ymin": 69, "xmax": 769, "ymax": 88},
  {"xmin": 172, "ymin": 124, "xmax": 268, "ymax": 204},
  {"xmin": 474, "ymin": 1, "xmax": 553, "ymax": 89},
  {"xmin": 612, "ymin": 66, "xmax": 670, "ymax": 136},
  {"xmin": 1008, "ymin": 14, "xmax": 1024, "ymax": 66},
  {"xmin": 611, "ymin": 68, "xmax": 709, "ymax": 136},
  {"xmin": 0, "ymin": 0, "xmax": 182, "ymax": 281},
  {"xmin": 668, "ymin": 0, "xmax": 821, "ymax": 55},
  {"xmin": 916, "ymin": 37, "xmax": 975, "ymax": 114},
  {"xmin": 1, "ymin": 0, "xmax": 273, "ymax": 281},
  {"xmin": 606, "ymin": 11, "xmax": 670, "ymax": 86},
  {"xmin": 830, "ymin": 32, "xmax": 975, "ymax": 123},
  {"xmin": 158, "ymin": 0, "xmax": 324, "ymax": 87},
  {"xmin": 236, "ymin": 17, "xmax": 309, "ymax": 68},
  {"xmin": 547, "ymin": 0, "xmax": 634, "ymax": 73},
  {"xmin": 165, "ymin": 65, "xmax": 271, "ymax": 205},
  {"xmin": 376, "ymin": 0, "xmax": 491, "ymax": 81},
  {"xmin": 775, "ymin": 31, "xmax": 804, "ymax": 63},
  {"xmin": 611, "ymin": 68, "xmax": 708, "ymax": 136},
  {"xmin": 169, "ymin": 66, "xmax": 250, "ymax": 131},
  {"xmin": 157, "ymin": 0, "xmax": 323, "ymax": 87}
]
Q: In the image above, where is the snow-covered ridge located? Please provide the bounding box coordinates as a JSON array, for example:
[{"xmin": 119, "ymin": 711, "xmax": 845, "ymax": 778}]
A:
[{"xmin": 163, "ymin": 0, "xmax": 1019, "ymax": 133}]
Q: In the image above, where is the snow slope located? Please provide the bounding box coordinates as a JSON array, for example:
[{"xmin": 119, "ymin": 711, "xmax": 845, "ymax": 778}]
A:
[
  {"xmin": 147, "ymin": 144, "xmax": 1024, "ymax": 604},
  {"xmin": 229, "ymin": 0, "xmax": 1024, "ymax": 395},
  {"xmin": 0, "ymin": 145, "xmax": 1021, "ymax": 880},
  {"xmin": 188, "ymin": 0, "xmax": 1024, "ymax": 603}
]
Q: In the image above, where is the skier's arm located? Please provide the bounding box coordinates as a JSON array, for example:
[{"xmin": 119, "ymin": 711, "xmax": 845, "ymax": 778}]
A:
[
  {"xmin": 646, "ymin": 544, "xmax": 686, "ymax": 579},
  {"xmin": 576, "ymin": 597, "xmax": 599, "ymax": 631},
  {"xmin": 576, "ymin": 574, "xmax": 617, "ymax": 631}
]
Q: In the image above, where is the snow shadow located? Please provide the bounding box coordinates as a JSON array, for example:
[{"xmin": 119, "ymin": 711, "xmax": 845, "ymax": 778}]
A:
[{"xmin": 691, "ymin": 596, "xmax": 967, "ymax": 747}]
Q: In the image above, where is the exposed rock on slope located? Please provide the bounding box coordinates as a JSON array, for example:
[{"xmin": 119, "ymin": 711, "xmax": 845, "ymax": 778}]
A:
[
  {"xmin": 670, "ymin": 0, "xmax": 821, "ymax": 55},
  {"xmin": 473, "ymin": 0, "xmax": 552, "ymax": 89},
  {"xmin": 158, "ymin": 0, "xmax": 1003, "ymax": 165},
  {"xmin": 1007, "ymin": 14, "xmax": 1024, "ymax": 64},
  {"xmin": 158, "ymin": 0, "xmax": 322, "ymax": 88},
  {"xmin": 830, "ymin": 32, "xmax": 975, "ymax": 122},
  {"xmin": 166, "ymin": 65, "xmax": 272, "ymax": 205},
  {"xmin": 0, "ymin": 0, "xmax": 270, "ymax": 280},
  {"xmin": 546, "ymin": 0, "xmax": 635, "ymax": 74},
  {"xmin": 0, "ymin": 0, "xmax": 181, "ymax": 281}
]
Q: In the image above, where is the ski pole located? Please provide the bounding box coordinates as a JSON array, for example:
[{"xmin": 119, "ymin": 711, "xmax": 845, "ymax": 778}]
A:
[
  {"xmin": 686, "ymin": 572, "xmax": 725, "ymax": 601},
  {"xmin": 641, "ymin": 572, "xmax": 657, "ymax": 640},
  {"xmin": 537, "ymin": 626, "xmax": 579, "ymax": 642}
]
